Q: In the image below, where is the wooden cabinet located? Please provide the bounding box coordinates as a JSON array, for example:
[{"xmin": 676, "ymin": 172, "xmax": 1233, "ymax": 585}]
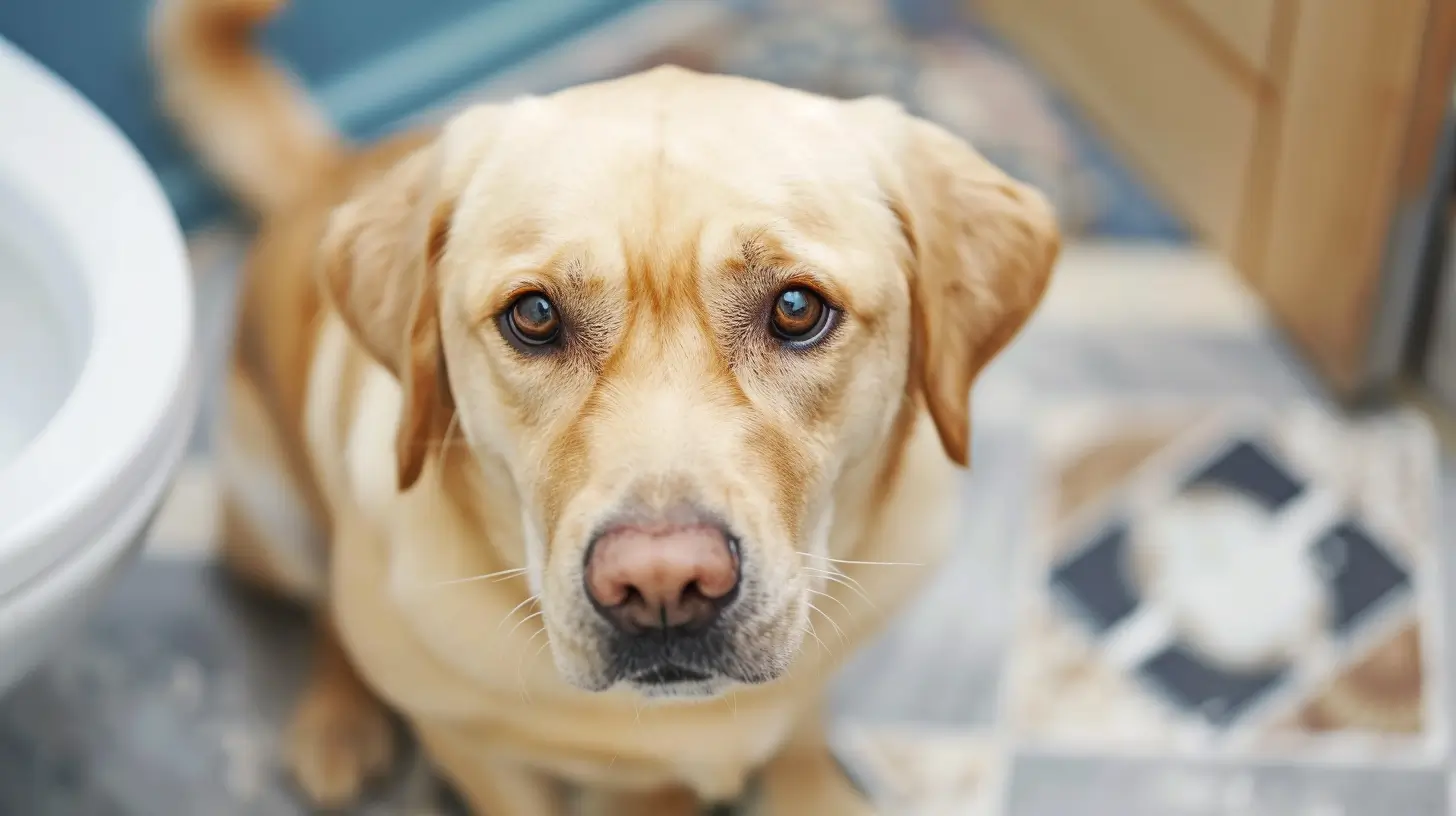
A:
[
  {"xmin": 979, "ymin": 0, "xmax": 1456, "ymax": 397},
  {"xmin": 1178, "ymin": 0, "xmax": 1279, "ymax": 74}
]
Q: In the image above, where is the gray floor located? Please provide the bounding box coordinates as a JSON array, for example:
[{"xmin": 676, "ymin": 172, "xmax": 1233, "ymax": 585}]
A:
[{"xmin": 2, "ymin": 242, "xmax": 1451, "ymax": 814}]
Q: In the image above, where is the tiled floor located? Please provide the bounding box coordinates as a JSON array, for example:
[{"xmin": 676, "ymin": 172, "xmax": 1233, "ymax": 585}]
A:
[
  {"xmin": 827, "ymin": 254, "xmax": 1453, "ymax": 816},
  {"xmin": 6, "ymin": 1, "xmax": 1449, "ymax": 812},
  {"xmin": 4, "ymin": 239, "xmax": 1451, "ymax": 815}
]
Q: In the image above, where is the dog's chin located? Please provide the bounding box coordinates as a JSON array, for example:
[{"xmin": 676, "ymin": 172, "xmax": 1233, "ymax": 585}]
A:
[
  {"xmin": 555, "ymin": 657, "xmax": 791, "ymax": 699},
  {"xmin": 551, "ymin": 663, "xmax": 730, "ymax": 699},
  {"xmin": 624, "ymin": 667, "xmax": 732, "ymax": 701}
]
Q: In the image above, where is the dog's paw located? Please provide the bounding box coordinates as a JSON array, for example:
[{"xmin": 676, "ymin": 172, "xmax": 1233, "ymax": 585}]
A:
[{"xmin": 285, "ymin": 685, "xmax": 395, "ymax": 808}]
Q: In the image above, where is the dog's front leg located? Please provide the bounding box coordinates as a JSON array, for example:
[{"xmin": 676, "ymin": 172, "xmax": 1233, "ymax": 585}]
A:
[
  {"xmin": 754, "ymin": 716, "xmax": 875, "ymax": 816},
  {"xmin": 415, "ymin": 723, "xmax": 566, "ymax": 815},
  {"xmin": 286, "ymin": 620, "xmax": 396, "ymax": 808}
]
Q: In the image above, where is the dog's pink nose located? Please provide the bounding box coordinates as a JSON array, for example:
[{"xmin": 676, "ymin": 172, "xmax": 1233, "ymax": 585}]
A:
[{"xmin": 584, "ymin": 524, "xmax": 739, "ymax": 633}]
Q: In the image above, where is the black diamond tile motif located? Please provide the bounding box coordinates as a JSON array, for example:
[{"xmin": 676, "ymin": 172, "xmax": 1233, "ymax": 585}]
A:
[
  {"xmin": 1050, "ymin": 522, "xmax": 1140, "ymax": 633},
  {"xmin": 1184, "ymin": 439, "xmax": 1305, "ymax": 512},
  {"xmin": 1310, "ymin": 520, "xmax": 1412, "ymax": 634},
  {"xmin": 1136, "ymin": 643, "xmax": 1286, "ymax": 727}
]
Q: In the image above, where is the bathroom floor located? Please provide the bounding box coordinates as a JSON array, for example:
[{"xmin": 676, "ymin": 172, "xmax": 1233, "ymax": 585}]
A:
[
  {"xmin": 3, "ymin": 0, "xmax": 1454, "ymax": 812},
  {"xmin": 2, "ymin": 240, "xmax": 1452, "ymax": 816}
]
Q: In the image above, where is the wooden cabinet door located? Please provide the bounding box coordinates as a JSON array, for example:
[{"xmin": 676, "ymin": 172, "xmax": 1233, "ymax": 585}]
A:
[{"xmin": 978, "ymin": 0, "xmax": 1456, "ymax": 397}]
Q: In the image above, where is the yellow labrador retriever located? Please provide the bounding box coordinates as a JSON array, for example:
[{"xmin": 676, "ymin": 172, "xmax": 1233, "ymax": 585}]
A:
[{"xmin": 152, "ymin": 0, "xmax": 1058, "ymax": 812}]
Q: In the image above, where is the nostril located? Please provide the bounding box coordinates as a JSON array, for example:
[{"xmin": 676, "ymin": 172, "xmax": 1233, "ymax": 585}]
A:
[{"xmin": 695, "ymin": 541, "xmax": 740, "ymax": 601}]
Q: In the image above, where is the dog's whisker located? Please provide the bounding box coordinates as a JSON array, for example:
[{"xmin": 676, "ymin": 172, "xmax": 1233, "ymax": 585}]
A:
[
  {"xmin": 801, "ymin": 621, "xmax": 831, "ymax": 656},
  {"xmin": 809, "ymin": 571, "xmax": 861, "ymax": 603},
  {"xmin": 824, "ymin": 567, "xmax": 874, "ymax": 602},
  {"xmin": 801, "ymin": 567, "xmax": 875, "ymax": 609},
  {"xmin": 506, "ymin": 609, "xmax": 545, "ymax": 641},
  {"xmin": 806, "ymin": 587, "xmax": 854, "ymax": 619},
  {"xmin": 525, "ymin": 621, "xmax": 550, "ymax": 647},
  {"xmin": 436, "ymin": 566, "xmax": 529, "ymax": 586},
  {"xmin": 516, "ymin": 626, "xmax": 545, "ymax": 704},
  {"xmin": 797, "ymin": 551, "xmax": 923, "ymax": 568},
  {"xmin": 806, "ymin": 602, "xmax": 847, "ymax": 643},
  {"xmin": 495, "ymin": 594, "xmax": 541, "ymax": 632},
  {"xmin": 806, "ymin": 564, "xmax": 873, "ymax": 599}
]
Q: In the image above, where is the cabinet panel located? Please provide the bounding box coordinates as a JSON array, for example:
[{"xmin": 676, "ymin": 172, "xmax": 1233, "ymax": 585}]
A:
[
  {"xmin": 1174, "ymin": 0, "xmax": 1279, "ymax": 75},
  {"xmin": 978, "ymin": 0, "xmax": 1259, "ymax": 254}
]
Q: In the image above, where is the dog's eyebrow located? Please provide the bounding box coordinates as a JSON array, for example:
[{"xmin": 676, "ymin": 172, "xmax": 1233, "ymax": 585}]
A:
[
  {"xmin": 472, "ymin": 257, "xmax": 592, "ymax": 324},
  {"xmin": 733, "ymin": 231, "xmax": 794, "ymax": 270},
  {"xmin": 484, "ymin": 215, "xmax": 546, "ymax": 259},
  {"xmin": 728, "ymin": 232, "xmax": 854, "ymax": 312}
]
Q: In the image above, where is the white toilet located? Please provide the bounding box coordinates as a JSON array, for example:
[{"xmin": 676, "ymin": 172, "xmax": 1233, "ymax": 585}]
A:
[{"xmin": 0, "ymin": 38, "xmax": 199, "ymax": 695}]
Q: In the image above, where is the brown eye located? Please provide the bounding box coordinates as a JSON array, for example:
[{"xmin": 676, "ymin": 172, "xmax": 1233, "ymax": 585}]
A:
[
  {"xmin": 503, "ymin": 293, "xmax": 561, "ymax": 348},
  {"xmin": 770, "ymin": 287, "xmax": 833, "ymax": 346}
]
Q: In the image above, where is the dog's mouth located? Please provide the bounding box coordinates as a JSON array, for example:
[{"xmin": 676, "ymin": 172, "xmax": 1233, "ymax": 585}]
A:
[
  {"xmin": 602, "ymin": 620, "xmax": 765, "ymax": 695},
  {"xmin": 622, "ymin": 662, "xmax": 726, "ymax": 698},
  {"xmin": 632, "ymin": 664, "xmax": 714, "ymax": 686}
]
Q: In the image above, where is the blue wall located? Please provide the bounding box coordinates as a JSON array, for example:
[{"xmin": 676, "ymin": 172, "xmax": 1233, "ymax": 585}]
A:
[{"xmin": 0, "ymin": 0, "xmax": 644, "ymax": 229}]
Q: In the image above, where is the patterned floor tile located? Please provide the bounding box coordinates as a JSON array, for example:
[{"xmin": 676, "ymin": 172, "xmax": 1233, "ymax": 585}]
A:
[
  {"xmin": 1005, "ymin": 405, "xmax": 1446, "ymax": 765},
  {"xmin": 834, "ymin": 725, "xmax": 1007, "ymax": 815}
]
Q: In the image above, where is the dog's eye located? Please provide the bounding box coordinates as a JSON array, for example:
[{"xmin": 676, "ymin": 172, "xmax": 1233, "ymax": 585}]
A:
[
  {"xmin": 503, "ymin": 293, "xmax": 562, "ymax": 349},
  {"xmin": 769, "ymin": 287, "xmax": 833, "ymax": 346}
]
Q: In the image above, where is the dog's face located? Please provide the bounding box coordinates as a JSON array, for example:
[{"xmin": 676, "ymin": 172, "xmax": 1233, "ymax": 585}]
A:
[{"xmin": 322, "ymin": 68, "xmax": 1058, "ymax": 699}]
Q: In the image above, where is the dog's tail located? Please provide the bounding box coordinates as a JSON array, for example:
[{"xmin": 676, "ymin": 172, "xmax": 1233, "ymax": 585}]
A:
[{"xmin": 151, "ymin": 0, "xmax": 343, "ymax": 215}]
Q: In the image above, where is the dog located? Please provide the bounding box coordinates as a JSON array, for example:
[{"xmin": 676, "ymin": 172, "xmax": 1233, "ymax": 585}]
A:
[{"xmin": 152, "ymin": 0, "xmax": 1059, "ymax": 811}]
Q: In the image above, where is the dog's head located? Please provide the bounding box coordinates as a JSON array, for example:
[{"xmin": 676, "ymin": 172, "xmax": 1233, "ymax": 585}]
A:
[{"xmin": 320, "ymin": 68, "xmax": 1057, "ymax": 699}]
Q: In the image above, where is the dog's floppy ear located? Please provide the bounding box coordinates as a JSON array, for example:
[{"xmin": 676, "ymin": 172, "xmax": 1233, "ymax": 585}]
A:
[
  {"xmin": 861, "ymin": 100, "xmax": 1060, "ymax": 466},
  {"xmin": 319, "ymin": 144, "xmax": 454, "ymax": 492}
]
